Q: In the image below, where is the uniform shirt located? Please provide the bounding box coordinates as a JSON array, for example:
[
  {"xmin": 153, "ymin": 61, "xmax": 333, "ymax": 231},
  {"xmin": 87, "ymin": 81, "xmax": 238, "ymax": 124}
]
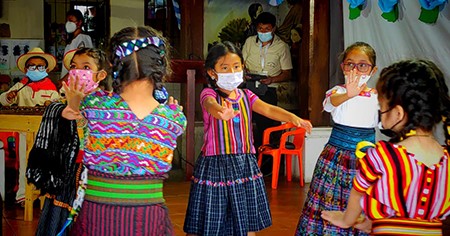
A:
[
  {"xmin": 323, "ymin": 85, "xmax": 378, "ymax": 128},
  {"xmin": 80, "ymin": 90, "xmax": 187, "ymax": 176},
  {"xmin": 200, "ymin": 88, "xmax": 258, "ymax": 156},
  {"xmin": 354, "ymin": 141, "xmax": 450, "ymax": 221},
  {"xmin": 60, "ymin": 33, "xmax": 93, "ymax": 79},
  {"xmin": 0, "ymin": 77, "xmax": 59, "ymax": 106},
  {"xmin": 242, "ymin": 35, "xmax": 292, "ymax": 88}
]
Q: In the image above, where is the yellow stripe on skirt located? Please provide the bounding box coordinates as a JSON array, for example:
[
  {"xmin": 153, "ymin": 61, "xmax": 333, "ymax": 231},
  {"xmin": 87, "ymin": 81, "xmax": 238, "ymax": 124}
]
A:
[{"xmin": 372, "ymin": 218, "xmax": 442, "ymax": 235}]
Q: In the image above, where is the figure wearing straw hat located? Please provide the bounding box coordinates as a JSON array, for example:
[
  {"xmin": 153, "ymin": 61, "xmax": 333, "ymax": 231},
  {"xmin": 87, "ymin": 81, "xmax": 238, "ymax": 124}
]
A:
[
  {"xmin": 0, "ymin": 47, "xmax": 59, "ymax": 107},
  {"xmin": 0, "ymin": 47, "xmax": 60, "ymax": 206}
]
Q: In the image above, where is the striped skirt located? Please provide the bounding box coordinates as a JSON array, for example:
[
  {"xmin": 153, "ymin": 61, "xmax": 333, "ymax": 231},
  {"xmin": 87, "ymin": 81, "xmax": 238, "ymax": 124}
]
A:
[
  {"xmin": 183, "ymin": 153, "xmax": 272, "ymax": 236},
  {"xmin": 71, "ymin": 170, "xmax": 173, "ymax": 236},
  {"xmin": 295, "ymin": 123, "xmax": 375, "ymax": 235},
  {"xmin": 372, "ymin": 218, "xmax": 443, "ymax": 235}
]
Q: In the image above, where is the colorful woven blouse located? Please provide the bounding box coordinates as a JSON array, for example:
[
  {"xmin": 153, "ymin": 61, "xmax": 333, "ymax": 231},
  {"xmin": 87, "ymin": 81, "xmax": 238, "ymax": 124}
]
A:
[
  {"xmin": 80, "ymin": 90, "xmax": 187, "ymax": 176},
  {"xmin": 200, "ymin": 88, "xmax": 258, "ymax": 156},
  {"xmin": 354, "ymin": 141, "xmax": 450, "ymax": 221}
]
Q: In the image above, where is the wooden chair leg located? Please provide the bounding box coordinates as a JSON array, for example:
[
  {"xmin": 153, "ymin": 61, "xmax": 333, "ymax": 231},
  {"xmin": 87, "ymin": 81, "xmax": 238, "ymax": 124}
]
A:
[
  {"xmin": 39, "ymin": 196, "xmax": 46, "ymax": 210},
  {"xmin": 24, "ymin": 183, "xmax": 34, "ymax": 221},
  {"xmin": 272, "ymin": 154, "xmax": 281, "ymax": 189}
]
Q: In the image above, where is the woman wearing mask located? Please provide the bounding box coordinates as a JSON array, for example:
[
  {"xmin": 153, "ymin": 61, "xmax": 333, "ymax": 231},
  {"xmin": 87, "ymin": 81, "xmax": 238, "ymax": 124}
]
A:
[{"xmin": 60, "ymin": 9, "xmax": 93, "ymax": 80}]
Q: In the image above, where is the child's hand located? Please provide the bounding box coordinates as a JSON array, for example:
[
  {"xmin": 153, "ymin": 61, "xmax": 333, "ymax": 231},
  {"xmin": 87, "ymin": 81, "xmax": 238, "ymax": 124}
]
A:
[
  {"xmin": 345, "ymin": 69, "xmax": 365, "ymax": 98},
  {"xmin": 63, "ymin": 75, "xmax": 88, "ymax": 112},
  {"xmin": 290, "ymin": 116, "xmax": 312, "ymax": 133},
  {"xmin": 321, "ymin": 210, "xmax": 351, "ymax": 229},
  {"xmin": 218, "ymin": 100, "xmax": 240, "ymax": 121},
  {"xmin": 62, "ymin": 105, "xmax": 83, "ymax": 120},
  {"xmin": 168, "ymin": 96, "xmax": 183, "ymax": 111}
]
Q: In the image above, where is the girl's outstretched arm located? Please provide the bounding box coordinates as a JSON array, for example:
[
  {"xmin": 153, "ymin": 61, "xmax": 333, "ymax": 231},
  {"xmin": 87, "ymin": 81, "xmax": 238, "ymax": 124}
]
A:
[
  {"xmin": 321, "ymin": 188, "xmax": 365, "ymax": 228},
  {"xmin": 203, "ymin": 97, "xmax": 240, "ymax": 121},
  {"xmin": 252, "ymin": 99, "xmax": 312, "ymax": 133}
]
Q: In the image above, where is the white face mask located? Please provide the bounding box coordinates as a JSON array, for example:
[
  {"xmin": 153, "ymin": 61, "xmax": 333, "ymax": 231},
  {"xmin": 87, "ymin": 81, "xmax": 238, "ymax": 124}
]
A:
[
  {"xmin": 344, "ymin": 74, "xmax": 372, "ymax": 87},
  {"xmin": 358, "ymin": 74, "xmax": 371, "ymax": 87},
  {"xmin": 65, "ymin": 21, "xmax": 77, "ymax": 33},
  {"xmin": 215, "ymin": 71, "xmax": 244, "ymax": 91}
]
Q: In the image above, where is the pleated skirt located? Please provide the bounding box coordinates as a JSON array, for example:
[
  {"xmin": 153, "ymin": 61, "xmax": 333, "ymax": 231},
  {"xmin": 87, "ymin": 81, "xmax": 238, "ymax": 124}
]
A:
[
  {"xmin": 183, "ymin": 153, "xmax": 272, "ymax": 236},
  {"xmin": 295, "ymin": 123, "xmax": 375, "ymax": 235}
]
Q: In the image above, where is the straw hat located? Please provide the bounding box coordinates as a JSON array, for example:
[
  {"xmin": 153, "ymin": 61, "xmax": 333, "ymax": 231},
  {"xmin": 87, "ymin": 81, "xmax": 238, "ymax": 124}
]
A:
[
  {"xmin": 16, "ymin": 47, "xmax": 56, "ymax": 73},
  {"xmin": 63, "ymin": 49, "xmax": 78, "ymax": 70}
]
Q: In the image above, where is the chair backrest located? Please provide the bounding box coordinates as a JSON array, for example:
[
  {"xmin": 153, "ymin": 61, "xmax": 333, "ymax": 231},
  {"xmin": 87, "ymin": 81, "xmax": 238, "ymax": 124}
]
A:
[
  {"xmin": 290, "ymin": 127, "xmax": 306, "ymax": 151},
  {"xmin": 261, "ymin": 122, "xmax": 307, "ymax": 151}
]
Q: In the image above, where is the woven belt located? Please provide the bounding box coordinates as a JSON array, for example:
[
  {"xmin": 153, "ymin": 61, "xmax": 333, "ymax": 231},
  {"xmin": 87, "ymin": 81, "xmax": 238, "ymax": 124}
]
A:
[
  {"xmin": 372, "ymin": 218, "xmax": 442, "ymax": 235},
  {"xmin": 85, "ymin": 173, "xmax": 165, "ymax": 206}
]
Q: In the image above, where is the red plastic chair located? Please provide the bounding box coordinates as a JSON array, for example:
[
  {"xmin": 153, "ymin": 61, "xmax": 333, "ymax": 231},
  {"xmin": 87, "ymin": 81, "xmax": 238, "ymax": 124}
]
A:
[{"xmin": 257, "ymin": 123, "xmax": 306, "ymax": 189}]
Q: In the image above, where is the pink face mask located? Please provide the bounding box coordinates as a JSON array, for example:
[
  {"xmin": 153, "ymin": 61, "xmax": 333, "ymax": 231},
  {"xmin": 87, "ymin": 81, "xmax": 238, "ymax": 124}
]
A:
[{"xmin": 68, "ymin": 69, "xmax": 99, "ymax": 93}]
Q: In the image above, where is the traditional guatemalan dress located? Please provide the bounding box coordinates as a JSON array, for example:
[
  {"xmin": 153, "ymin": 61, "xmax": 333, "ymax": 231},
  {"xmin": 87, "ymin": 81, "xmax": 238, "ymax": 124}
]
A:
[
  {"xmin": 355, "ymin": 141, "xmax": 450, "ymax": 235},
  {"xmin": 183, "ymin": 88, "xmax": 272, "ymax": 236},
  {"xmin": 71, "ymin": 90, "xmax": 186, "ymax": 236},
  {"xmin": 26, "ymin": 102, "xmax": 81, "ymax": 236},
  {"xmin": 296, "ymin": 85, "xmax": 378, "ymax": 235}
]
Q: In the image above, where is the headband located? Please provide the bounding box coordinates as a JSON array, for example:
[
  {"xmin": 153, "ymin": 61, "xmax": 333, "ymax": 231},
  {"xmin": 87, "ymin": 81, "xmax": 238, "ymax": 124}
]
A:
[{"xmin": 114, "ymin": 36, "xmax": 165, "ymax": 60}]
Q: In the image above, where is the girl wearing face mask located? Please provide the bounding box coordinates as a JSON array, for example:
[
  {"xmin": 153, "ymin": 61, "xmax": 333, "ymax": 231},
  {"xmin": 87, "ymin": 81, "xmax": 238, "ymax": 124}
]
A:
[
  {"xmin": 28, "ymin": 47, "xmax": 110, "ymax": 236},
  {"xmin": 60, "ymin": 9, "xmax": 94, "ymax": 80},
  {"xmin": 322, "ymin": 59, "xmax": 450, "ymax": 235},
  {"xmin": 296, "ymin": 42, "xmax": 378, "ymax": 235},
  {"xmin": 0, "ymin": 47, "xmax": 59, "ymax": 107},
  {"xmin": 183, "ymin": 41, "xmax": 312, "ymax": 236}
]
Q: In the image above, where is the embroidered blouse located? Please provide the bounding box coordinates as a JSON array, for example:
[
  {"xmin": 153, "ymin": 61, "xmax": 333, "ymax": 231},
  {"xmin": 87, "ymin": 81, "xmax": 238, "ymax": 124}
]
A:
[{"xmin": 80, "ymin": 90, "xmax": 187, "ymax": 176}]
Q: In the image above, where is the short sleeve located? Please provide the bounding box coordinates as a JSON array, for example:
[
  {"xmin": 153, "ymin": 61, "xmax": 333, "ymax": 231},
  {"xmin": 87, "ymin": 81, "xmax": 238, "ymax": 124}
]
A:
[
  {"xmin": 242, "ymin": 37, "xmax": 251, "ymax": 60},
  {"xmin": 243, "ymin": 89, "xmax": 259, "ymax": 106},
  {"xmin": 200, "ymin": 88, "xmax": 217, "ymax": 108},
  {"xmin": 353, "ymin": 146, "xmax": 384, "ymax": 193},
  {"xmin": 323, "ymin": 85, "xmax": 346, "ymax": 112},
  {"xmin": 280, "ymin": 43, "xmax": 293, "ymax": 70}
]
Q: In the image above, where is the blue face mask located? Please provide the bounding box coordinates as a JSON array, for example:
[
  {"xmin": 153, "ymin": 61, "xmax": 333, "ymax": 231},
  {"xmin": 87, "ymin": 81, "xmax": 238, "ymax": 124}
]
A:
[
  {"xmin": 26, "ymin": 70, "xmax": 48, "ymax": 82},
  {"xmin": 257, "ymin": 32, "xmax": 273, "ymax": 43}
]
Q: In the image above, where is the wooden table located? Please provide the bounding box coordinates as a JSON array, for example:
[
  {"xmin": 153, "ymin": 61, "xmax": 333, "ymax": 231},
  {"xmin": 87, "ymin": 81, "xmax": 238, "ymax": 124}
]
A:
[{"xmin": 0, "ymin": 113, "xmax": 43, "ymax": 221}]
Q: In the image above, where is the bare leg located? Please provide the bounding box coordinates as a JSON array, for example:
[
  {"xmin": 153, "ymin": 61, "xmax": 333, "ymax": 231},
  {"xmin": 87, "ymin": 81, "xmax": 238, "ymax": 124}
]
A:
[{"xmin": 248, "ymin": 232, "xmax": 256, "ymax": 236}]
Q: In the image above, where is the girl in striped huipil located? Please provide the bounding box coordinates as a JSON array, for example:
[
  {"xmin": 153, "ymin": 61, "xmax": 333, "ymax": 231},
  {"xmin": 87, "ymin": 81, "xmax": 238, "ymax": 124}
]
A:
[
  {"xmin": 62, "ymin": 26, "xmax": 186, "ymax": 235},
  {"xmin": 183, "ymin": 41, "xmax": 312, "ymax": 236},
  {"xmin": 322, "ymin": 59, "xmax": 450, "ymax": 235}
]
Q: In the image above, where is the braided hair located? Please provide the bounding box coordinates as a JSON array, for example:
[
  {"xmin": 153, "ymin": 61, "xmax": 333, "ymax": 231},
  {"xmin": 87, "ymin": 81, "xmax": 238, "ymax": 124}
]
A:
[
  {"xmin": 205, "ymin": 41, "xmax": 244, "ymax": 98},
  {"xmin": 109, "ymin": 26, "xmax": 170, "ymax": 94},
  {"xmin": 376, "ymin": 59, "xmax": 450, "ymax": 151}
]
